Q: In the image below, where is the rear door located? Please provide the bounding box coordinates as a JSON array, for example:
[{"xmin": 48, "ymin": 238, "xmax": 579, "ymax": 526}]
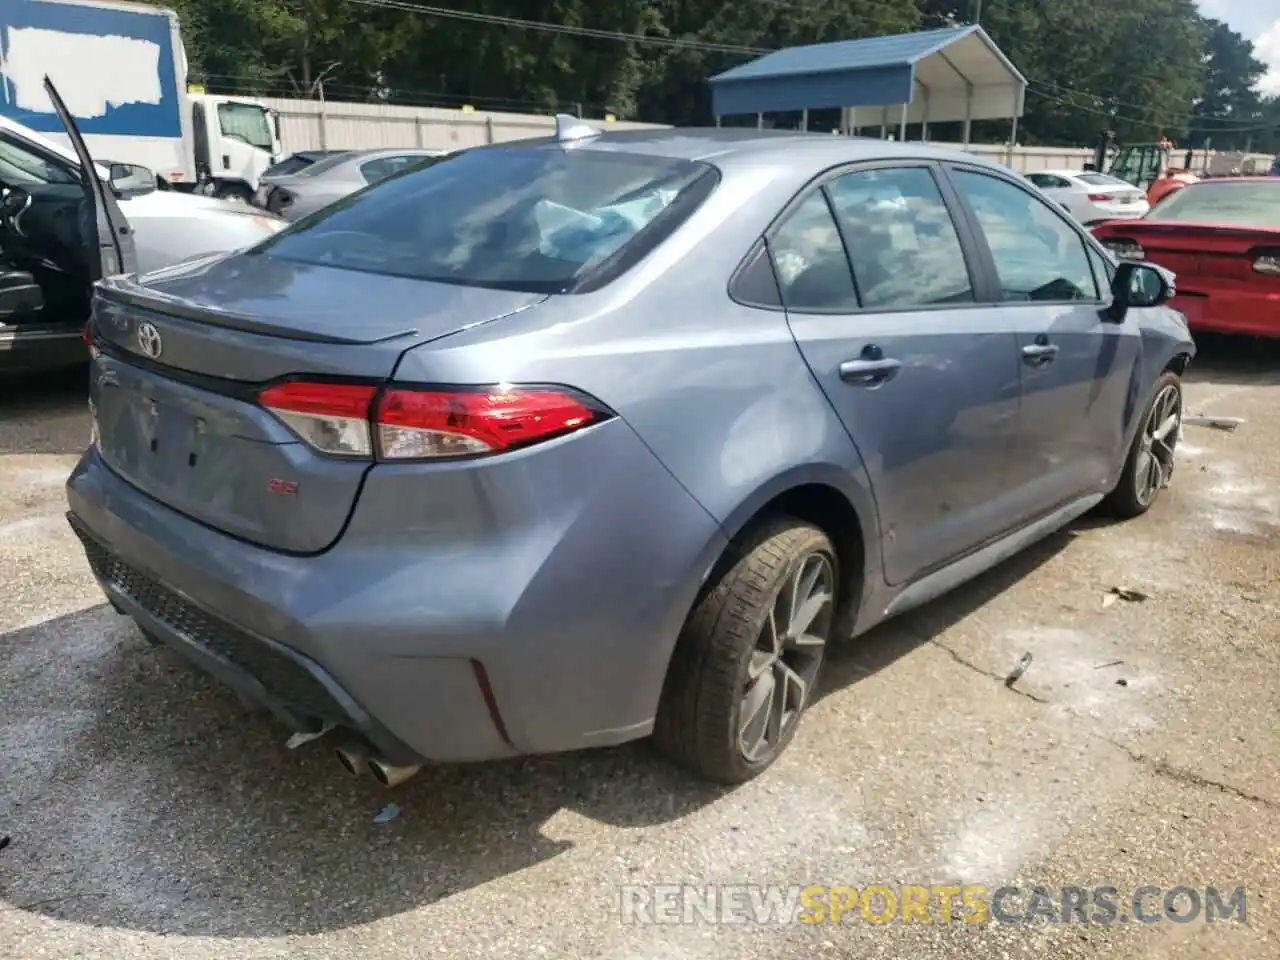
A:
[
  {"xmin": 773, "ymin": 161, "xmax": 1023, "ymax": 587},
  {"xmin": 943, "ymin": 163, "xmax": 1139, "ymax": 518},
  {"xmin": 42, "ymin": 77, "xmax": 136, "ymax": 279}
]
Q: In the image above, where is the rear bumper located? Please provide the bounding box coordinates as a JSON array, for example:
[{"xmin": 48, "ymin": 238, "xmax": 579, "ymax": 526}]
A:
[
  {"xmin": 66, "ymin": 422, "xmax": 726, "ymax": 764},
  {"xmin": 1171, "ymin": 288, "xmax": 1280, "ymax": 338}
]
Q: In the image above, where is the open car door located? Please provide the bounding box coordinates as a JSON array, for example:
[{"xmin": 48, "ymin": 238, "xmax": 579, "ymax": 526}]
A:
[{"xmin": 42, "ymin": 76, "xmax": 137, "ymax": 280}]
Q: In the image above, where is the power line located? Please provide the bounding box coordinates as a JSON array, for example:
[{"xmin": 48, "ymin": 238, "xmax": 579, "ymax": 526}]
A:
[{"xmin": 343, "ymin": 0, "xmax": 771, "ymax": 54}]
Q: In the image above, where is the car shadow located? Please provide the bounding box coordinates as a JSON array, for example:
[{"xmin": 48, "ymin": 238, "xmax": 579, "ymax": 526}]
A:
[
  {"xmin": 1184, "ymin": 333, "xmax": 1280, "ymax": 387},
  {"xmin": 0, "ymin": 364, "xmax": 90, "ymax": 457},
  {"xmin": 2, "ymin": 523, "xmax": 1078, "ymax": 938},
  {"xmin": 820, "ymin": 524, "xmax": 1073, "ymax": 691}
]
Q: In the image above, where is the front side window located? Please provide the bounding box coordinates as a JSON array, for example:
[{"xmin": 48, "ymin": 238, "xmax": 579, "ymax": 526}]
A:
[
  {"xmin": 826, "ymin": 166, "xmax": 974, "ymax": 309},
  {"xmin": 259, "ymin": 147, "xmax": 713, "ymax": 293},
  {"xmin": 950, "ymin": 168, "xmax": 1098, "ymax": 303},
  {"xmin": 0, "ymin": 134, "xmax": 78, "ymax": 185},
  {"xmin": 217, "ymin": 102, "xmax": 274, "ymax": 151},
  {"xmin": 768, "ymin": 191, "xmax": 859, "ymax": 312}
]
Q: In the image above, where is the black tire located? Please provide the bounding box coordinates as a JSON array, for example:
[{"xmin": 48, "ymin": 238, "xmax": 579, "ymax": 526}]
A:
[
  {"xmin": 653, "ymin": 517, "xmax": 837, "ymax": 784},
  {"xmin": 1101, "ymin": 370, "xmax": 1183, "ymax": 519}
]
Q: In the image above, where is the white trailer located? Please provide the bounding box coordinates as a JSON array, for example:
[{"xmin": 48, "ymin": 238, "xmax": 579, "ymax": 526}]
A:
[{"xmin": 0, "ymin": 0, "xmax": 283, "ymax": 198}]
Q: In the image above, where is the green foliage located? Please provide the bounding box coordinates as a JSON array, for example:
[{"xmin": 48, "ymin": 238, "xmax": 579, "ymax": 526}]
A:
[{"xmin": 157, "ymin": 0, "xmax": 1275, "ymax": 147}]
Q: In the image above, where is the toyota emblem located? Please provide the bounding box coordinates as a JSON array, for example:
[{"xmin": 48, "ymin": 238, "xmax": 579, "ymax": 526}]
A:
[{"xmin": 136, "ymin": 321, "xmax": 163, "ymax": 359}]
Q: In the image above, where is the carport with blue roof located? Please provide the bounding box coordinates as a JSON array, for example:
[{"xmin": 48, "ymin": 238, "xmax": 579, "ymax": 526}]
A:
[{"xmin": 708, "ymin": 24, "xmax": 1027, "ymax": 148}]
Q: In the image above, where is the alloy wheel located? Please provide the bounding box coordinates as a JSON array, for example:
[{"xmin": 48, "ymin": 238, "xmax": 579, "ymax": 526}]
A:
[
  {"xmin": 738, "ymin": 551, "xmax": 834, "ymax": 764},
  {"xmin": 1134, "ymin": 383, "xmax": 1181, "ymax": 506}
]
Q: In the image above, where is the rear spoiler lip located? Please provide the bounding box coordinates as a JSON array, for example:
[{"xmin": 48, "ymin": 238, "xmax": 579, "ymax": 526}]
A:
[{"xmin": 94, "ymin": 275, "xmax": 418, "ymax": 346}]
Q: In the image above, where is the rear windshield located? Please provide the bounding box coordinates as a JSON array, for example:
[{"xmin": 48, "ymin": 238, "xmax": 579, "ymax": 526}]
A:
[
  {"xmin": 256, "ymin": 146, "xmax": 714, "ymax": 293},
  {"xmin": 1078, "ymin": 173, "xmax": 1126, "ymax": 186},
  {"xmin": 293, "ymin": 152, "xmax": 354, "ymax": 177},
  {"xmin": 1148, "ymin": 181, "xmax": 1280, "ymax": 227}
]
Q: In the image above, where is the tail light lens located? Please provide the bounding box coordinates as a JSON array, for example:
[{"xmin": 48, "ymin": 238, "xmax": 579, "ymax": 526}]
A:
[
  {"xmin": 1087, "ymin": 193, "xmax": 1110, "ymax": 202},
  {"xmin": 258, "ymin": 381, "xmax": 607, "ymax": 461},
  {"xmin": 259, "ymin": 382, "xmax": 378, "ymax": 457},
  {"xmin": 1254, "ymin": 254, "xmax": 1280, "ymax": 277},
  {"xmin": 1101, "ymin": 238, "xmax": 1144, "ymax": 260}
]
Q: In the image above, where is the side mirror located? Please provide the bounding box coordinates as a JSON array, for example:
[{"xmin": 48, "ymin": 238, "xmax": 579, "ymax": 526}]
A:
[
  {"xmin": 109, "ymin": 162, "xmax": 156, "ymax": 198},
  {"xmin": 1103, "ymin": 260, "xmax": 1175, "ymax": 323}
]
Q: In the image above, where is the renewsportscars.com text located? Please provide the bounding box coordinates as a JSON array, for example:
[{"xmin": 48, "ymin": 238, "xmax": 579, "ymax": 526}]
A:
[{"xmin": 618, "ymin": 884, "xmax": 1248, "ymax": 926}]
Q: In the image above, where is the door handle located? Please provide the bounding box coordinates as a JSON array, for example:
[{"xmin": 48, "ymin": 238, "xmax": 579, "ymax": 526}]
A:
[
  {"xmin": 839, "ymin": 357, "xmax": 902, "ymax": 385},
  {"xmin": 1021, "ymin": 343, "xmax": 1059, "ymax": 365}
]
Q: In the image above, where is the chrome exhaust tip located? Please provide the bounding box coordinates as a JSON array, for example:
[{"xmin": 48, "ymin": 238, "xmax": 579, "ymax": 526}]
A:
[
  {"xmin": 367, "ymin": 756, "xmax": 421, "ymax": 788},
  {"xmin": 334, "ymin": 739, "xmax": 371, "ymax": 777}
]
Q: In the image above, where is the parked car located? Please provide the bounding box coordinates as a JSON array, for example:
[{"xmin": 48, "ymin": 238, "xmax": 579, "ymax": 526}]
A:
[
  {"xmin": 250, "ymin": 150, "xmax": 353, "ymax": 209},
  {"xmin": 67, "ymin": 121, "xmax": 1193, "ymax": 787},
  {"xmin": 261, "ymin": 150, "xmax": 351, "ymax": 179},
  {"xmin": 0, "ymin": 81, "xmax": 286, "ymax": 375},
  {"xmin": 1024, "ymin": 169, "xmax": 1149, "ymax": 224},
  {"xmin": 1093, "ymin": 176, "xmax": 1280, "ymax": 338},
  {"xmin": 254, "ymin": 147, "xmax": 447, "ymax": 220}
]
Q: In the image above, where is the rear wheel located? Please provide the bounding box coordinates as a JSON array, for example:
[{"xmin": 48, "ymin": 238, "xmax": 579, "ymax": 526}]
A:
[
  {"xmin": 653, "ymin": 518, "xmax": 837, "ymax": 784},
  {"xmin": 1102, "ymin": 371, "xmax": 1182, "ymax": 518}
]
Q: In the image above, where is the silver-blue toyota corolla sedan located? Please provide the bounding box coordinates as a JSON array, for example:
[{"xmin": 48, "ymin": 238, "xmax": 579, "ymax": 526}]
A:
[{"xmin": 66, "ymin": 122, "xmax": 1194, "ymax": 786}]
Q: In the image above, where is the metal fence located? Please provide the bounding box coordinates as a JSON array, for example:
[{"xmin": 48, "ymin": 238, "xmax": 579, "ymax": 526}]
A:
[
  {"xmin": 258, "ymin": 97, "xmax": 667, "ymax": 153},
  {"xmin": 259, "ymin": 96, "xmax": 1097, "ymax": 172}
]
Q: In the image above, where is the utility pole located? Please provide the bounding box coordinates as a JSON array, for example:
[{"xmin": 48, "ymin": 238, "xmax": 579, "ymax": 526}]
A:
[{"xmin": 972, "ymin": 0, "xmax": 981, "ymax": 23}]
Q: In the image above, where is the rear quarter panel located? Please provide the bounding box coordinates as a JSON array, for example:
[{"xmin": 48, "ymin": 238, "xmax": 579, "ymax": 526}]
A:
[{"xmin": 392, "ymin": 154, "xmax": 885, "ymax": 586}]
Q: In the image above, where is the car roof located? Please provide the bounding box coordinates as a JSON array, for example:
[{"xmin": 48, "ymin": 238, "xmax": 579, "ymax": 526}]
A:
[{"xmin": 478, "ymin": 127, "xmax": 1014, "ymax": 174}]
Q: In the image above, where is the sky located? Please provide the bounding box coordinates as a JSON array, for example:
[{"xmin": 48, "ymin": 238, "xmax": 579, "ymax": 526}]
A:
[{"xmin": 1195, "ymin": 0, "xmax": 1280, "ymax": 94}]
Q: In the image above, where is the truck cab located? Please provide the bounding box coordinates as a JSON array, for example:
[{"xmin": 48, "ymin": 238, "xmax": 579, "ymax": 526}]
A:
[{"xmin": 189, "ymin": 92, "xmax": 283, "ymax": 202}]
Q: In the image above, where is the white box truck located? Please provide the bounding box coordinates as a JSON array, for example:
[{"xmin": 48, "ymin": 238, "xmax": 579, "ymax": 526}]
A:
[{"xmin": 0, "ymin": 0, "xmax": 282, "ymax": 199}]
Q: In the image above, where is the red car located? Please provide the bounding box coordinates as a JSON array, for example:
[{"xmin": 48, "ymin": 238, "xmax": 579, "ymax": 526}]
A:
[{"xmin": 1092, "ymin": 177, "xmax": 1280, "ymax": 338}]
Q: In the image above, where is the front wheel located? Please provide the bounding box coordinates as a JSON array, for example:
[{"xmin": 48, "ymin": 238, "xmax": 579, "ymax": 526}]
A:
[
  {"xmin": 1101, "ymin": 371, "xmax": 1183, "ymax": 518},
  {"xmin": 653, "ymin": 518, "xmax": 837, "ymax": 784}
]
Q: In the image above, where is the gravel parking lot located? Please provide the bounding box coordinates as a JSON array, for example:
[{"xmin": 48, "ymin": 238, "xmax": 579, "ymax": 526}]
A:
[{"xmin": 1, "ymin": 339, "xmax": 1277, "ymax": 960}]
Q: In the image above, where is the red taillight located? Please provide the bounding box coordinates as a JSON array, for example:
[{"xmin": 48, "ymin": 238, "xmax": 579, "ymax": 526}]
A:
[
  {"xmin": 257, "ymin": 381, "xmax": 604, "ymax": 460},
  {"xmin": 258, "ymin": 381, "xmax": 378, "ymax": 458},
  {"xmin": 1087, "ymin": 193, "xmax": 1110, "ymax": 202}
]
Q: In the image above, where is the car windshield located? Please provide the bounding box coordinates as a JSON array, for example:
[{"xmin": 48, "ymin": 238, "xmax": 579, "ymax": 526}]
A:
[
  {"xmin": 257, "ymin": 147, "xmax": 713, "ymax": 292},
  {"xmin": 0, "ymin": 133, "xmax": 78, "ymax": 185},
  {"xmin": 1147, "ymin": 181, "xmax": 1280, "ymax": 226}
]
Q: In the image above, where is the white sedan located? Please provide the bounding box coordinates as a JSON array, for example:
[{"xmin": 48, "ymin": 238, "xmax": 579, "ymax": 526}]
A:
[{"xmin": 1024, "ymin": 169, "xmax": 1149, "ymax": 225}]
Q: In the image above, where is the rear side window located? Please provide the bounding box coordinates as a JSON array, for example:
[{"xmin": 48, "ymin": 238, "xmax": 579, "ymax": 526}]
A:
[
  {"xmin": 259, "ymin": 147, "xmax": 714, "ymax": 293},
  {"xmin": 768, "ymin": 192, "xmax": 859, "ymax": 312},
  {"xmin": 950, "ymin": 168, "xmax": 1098, "ymax": 303},
  {"xmin": 826, "ymin": 167, "xmax": 974, "ymax": 309}
]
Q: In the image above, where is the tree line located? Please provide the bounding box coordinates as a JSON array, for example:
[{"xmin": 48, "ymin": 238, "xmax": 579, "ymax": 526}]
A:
[{"xmin": 166, "ymin": 0, "xmax": 1280, "ymax": 151}]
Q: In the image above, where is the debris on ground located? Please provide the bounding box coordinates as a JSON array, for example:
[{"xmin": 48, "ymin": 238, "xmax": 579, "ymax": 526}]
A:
[
  {"xmin": 1183, "ymin": 415, "xmax": 1246, "ymax": 432},
  {"xmin": 1115, "ymin": 678, "xmax": 1129, "ymax": 687},
  {"xmin": 1004, "ymin": 652, "xmax": 1033, "ymax": 688},
  {"xmin": 374, "ymin": 802, "xmax": 400, "ymax": 824},
  {"xmin": 1102, "ymin": 586, "xmax": 1150, "ymax": 608},
  {"xmin": 285, "ymin": 723, "xmax": 334, "ymax": 749},
  {"xmin": 0, "ymin": 835, "xmax": 9, "ymax": 852},
  {"xmin": 1094, "ymin": 659, "xmax": 1125, "ymax": 670}
]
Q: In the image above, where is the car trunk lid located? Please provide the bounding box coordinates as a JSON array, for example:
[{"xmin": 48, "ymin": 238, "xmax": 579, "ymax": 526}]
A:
[
  {"xmin": 1097, "ymin": 221, "xmax": 1280, "ymax": 282},
  {"xmin": 89, "ymin": 254, "xmax": 546, "ymax": 554}
]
